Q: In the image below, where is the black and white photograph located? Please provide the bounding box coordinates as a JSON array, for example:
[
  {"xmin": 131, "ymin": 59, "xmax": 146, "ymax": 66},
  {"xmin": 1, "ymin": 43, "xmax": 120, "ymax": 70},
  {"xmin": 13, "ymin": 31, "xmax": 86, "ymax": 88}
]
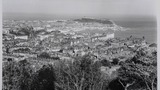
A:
[{"xmin": 2, "ymin": 0, "xmax": 157, "ymax": 90}]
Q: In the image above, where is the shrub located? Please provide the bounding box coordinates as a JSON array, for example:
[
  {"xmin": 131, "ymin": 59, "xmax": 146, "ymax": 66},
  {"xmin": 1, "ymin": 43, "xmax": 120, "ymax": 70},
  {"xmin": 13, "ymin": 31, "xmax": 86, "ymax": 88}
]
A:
[
  {"xmin": 3, "ymin": 60, "xmax": 34, "ymax": 90},
  {"xmin": 38, "ymin": 52, "xmax": 51, "ymax": 59},
  {"xmin": 31, "ymin": 65, "xmax": 56, "ymax": 90},
  {"xmin": 3, "ymin": 61, "xmax": 58, "ymax": 90},
  {"xmin": 112, "ymin": 58, "xmax": 119, "ymax": 65},
  {"xmin": 100, "ymin": 59, "xmax": 111, "ymax": 67},
  {"xmin": 118, "ymin": 55, "xmax": 157, "ymax": 90},
  {"xmin": 54, "ymin": 55, "xmax": 106, "ymax": 90}
]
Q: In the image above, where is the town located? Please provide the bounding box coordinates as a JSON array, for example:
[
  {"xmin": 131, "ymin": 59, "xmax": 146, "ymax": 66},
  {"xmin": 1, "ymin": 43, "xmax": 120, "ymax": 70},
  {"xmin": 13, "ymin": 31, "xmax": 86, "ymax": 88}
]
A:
[
  {"xmin": 2, "ymin": 18, "xmax": 126, "ymax": 62},
  {"xmin": 3, "ymin": 18, "xmax": 157, "ymax": 90}
]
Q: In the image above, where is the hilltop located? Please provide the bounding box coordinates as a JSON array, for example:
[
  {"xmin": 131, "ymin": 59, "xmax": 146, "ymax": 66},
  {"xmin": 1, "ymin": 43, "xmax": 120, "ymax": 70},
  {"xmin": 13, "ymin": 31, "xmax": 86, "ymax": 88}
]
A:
[{"xmin": 74, "ymin": 18, "xmax": 114, "ymax": 25}]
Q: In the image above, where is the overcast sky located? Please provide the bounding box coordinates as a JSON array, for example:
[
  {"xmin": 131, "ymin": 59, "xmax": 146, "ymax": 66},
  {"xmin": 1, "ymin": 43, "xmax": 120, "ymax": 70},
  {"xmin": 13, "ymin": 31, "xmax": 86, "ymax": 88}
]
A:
[{"xmin": 3, "ymin": 0, "xmax": 156, "ymax": 18}]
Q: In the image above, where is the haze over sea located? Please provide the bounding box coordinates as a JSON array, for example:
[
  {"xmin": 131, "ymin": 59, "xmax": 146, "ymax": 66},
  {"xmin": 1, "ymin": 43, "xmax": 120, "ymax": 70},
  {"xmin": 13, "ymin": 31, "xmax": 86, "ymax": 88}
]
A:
[{"xmin": 113, "ymin": 17, "xmax": 157, "ymax": 44}]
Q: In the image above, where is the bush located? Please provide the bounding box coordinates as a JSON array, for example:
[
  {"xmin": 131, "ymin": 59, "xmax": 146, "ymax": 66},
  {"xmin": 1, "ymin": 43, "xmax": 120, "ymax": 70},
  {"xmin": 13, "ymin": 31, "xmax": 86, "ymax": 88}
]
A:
[
  {"xmin": 54, "ymin": 55, "xmax": 106, "ymax": 90},
  {"xmin": 112, "ymin": 58, "xmax": 119, "ymax": 65},
  {"xmin": 100, "ymin": 59, "xmax": 111, "ymax": 67},
  {"xmin": 3, "ymin": 61, "xmax": 58, "ymax": 90},
  {"xmin": 31, "ymin": 65, "xmax": 56, "ymax": 90},
  {"xmin": 3, "ymin": 60, "xmax": 34, "ymax": 90},
  {"xmin": 38, "ymin": 52, "xmax": 51, "ymax": 59},
  {"xmin": 118, "ymin": 55, "xmax": 157, "ymax": 90}
]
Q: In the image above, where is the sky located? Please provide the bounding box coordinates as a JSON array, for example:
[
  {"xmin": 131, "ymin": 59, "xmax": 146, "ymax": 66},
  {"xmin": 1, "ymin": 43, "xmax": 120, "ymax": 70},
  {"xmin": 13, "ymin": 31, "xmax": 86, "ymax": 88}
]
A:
[{"xmin": 2, "ymin": 0, "xmax": 156, "ymax": 19}]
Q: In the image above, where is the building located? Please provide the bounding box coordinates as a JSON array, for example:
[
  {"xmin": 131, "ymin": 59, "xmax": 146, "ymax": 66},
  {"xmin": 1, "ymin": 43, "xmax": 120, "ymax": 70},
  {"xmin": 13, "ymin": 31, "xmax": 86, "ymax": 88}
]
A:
[
  {"xmin": 14, "ymin": 35, "xmax": 28, "ymax": 40},
  {"xmin": 98, "ymin": 33, "xmax": 114, "ymax": 41}
]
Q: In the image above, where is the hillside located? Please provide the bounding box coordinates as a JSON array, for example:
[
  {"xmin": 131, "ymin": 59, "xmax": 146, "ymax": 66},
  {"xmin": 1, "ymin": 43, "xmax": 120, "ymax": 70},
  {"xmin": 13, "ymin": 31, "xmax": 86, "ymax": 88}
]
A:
[{"xmin": 74, "ymin": 18, "xmax": 114, "ymax": 25}]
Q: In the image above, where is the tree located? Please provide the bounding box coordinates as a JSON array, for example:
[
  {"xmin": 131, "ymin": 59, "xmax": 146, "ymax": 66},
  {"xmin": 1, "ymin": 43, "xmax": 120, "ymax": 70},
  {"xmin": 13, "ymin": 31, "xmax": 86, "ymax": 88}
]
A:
[
  {"xmin": 38, "ymin": 52, "xmax": 51, "ymax": 59},
  {"xmin": 100, "ymin": 59, "xmax": 111, "ymax": 67},
  {"xmin": 31, "ymin": 65, "xmax": 56, "ymax": 90},
  {"xmin": 54, "ymin": 55, "xmax": 105, "ymax": 90},
  {"xmin": 118, "ymin": 53, "xmax": 157, "ymax": 90},
  {"xmin": 3, "ymin": 60, "xmax": 34, "ymax": 90},
  {"xmin": 112, "ymin": 58, "xmax": 119, "ymax": 65}
]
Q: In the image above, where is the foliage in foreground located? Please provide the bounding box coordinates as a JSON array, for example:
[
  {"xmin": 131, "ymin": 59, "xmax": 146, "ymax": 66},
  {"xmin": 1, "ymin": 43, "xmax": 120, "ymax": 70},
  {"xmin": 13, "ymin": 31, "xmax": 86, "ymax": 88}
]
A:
[
  {"xmin": 3, "ymin": 55, "xmax": 107, "ymax": 90},
  {"xmin": 3, "ymin": 49, "xmax": 157, "ymax": 90},
  {"xmin": 54, "ymin": 55, "xmax": 106, "ymax": 90},
  {"xmin": 118, "ymin": 49, "xmax": 157, "ymax": 90},
  {"xmin": 3, "ymin": 60, "xmax": 34, "ymax": 90}
]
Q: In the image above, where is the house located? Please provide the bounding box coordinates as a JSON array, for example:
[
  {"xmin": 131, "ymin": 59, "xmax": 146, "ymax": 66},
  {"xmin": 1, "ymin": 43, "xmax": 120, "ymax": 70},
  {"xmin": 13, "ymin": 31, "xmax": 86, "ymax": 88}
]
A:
[
  {"xmin": 34, "ymin": 27, "xmax": 44, "ymax": 31},
  {"xmin": 3, "ymin": 34, "xmax": 14, "ymax": 40},
  {"xmin": 50, "ymin": 46, "xmax": 61, "ymax": 52},
  {"xmin": 3, "ymin": 29, "xmax": 10, "ymax": 34},
  {"xmin": 62, "ymin": 49, "xmax": 75, "ymax": 56},
  {"xmin": 72, "ymin": 35, "xmax": 84, "ymax": 39},
  {"xmin": 98, "ymin": 33, "xmax": 114, "ymax": 41},
  {"xmin": 14, "ymin": 35, "xmax": 28, "ymax": 40}
]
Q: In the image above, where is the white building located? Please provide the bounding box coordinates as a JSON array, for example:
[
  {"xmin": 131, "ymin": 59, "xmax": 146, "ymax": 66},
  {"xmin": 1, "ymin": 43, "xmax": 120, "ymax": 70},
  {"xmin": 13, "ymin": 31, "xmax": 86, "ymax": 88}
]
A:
[
  {"xmin": 3, "ymin": 29, "xmax": 10, "ymax": 34},
  {"xmin": 14, "ymin": 35, "xmax": 28, "ymax": 40},
  {"xmin": 34, "ymin": 27, "xmax": 44, "ymax": 31},
  {"xmin": 98, "ymin": 33, "xmax": 114, "ymax": 40}
]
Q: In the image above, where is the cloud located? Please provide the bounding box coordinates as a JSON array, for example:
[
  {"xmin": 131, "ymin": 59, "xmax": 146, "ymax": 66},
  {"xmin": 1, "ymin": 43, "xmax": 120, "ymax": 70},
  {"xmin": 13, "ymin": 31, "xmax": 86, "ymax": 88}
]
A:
[{"xmin": 2, "ymin": 0, "xmax": 156, "ymax": 17}]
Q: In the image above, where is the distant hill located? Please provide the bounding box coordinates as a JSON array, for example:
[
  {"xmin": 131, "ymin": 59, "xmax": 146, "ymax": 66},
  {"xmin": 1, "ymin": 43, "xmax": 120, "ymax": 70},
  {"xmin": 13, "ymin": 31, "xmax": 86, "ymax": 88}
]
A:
[
  {"xmin": 149, "ymin": 43, "xmax": 157, "ymax": 47},
  {"xmin": 74, "ymin": 18, "xmax": 113, "ymax": 25}
]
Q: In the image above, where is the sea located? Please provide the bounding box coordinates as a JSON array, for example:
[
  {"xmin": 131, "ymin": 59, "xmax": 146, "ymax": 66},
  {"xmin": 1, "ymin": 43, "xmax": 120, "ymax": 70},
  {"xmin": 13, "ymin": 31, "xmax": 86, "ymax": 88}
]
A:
[{"xmin": 113, "ymin": 18, "xmax": 157, "ymax": 44}]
